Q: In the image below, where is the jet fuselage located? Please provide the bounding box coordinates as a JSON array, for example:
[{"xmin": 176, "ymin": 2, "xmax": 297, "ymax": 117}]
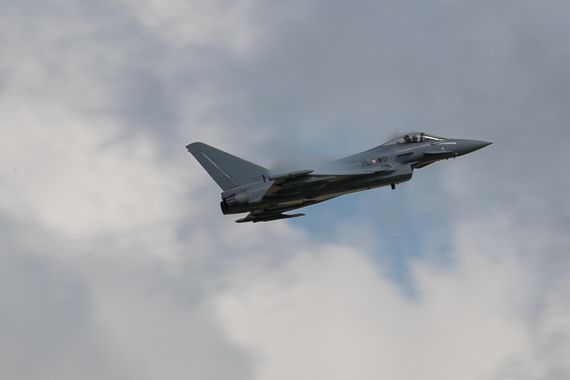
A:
[{"xmin": 187, "ymin": 132, "xmax": 491, "ymax": 223}]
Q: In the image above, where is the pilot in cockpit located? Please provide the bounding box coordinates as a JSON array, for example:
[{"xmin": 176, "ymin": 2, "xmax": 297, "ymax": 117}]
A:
[{"xmin": 403, "ymin": 134, "xmax": 421, "ymax": 143}]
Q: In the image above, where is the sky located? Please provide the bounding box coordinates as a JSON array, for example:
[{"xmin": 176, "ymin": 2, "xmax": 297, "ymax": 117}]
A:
[{"xmin": 1, "ymin": 0, "xmax": 570, "ymax": 379}]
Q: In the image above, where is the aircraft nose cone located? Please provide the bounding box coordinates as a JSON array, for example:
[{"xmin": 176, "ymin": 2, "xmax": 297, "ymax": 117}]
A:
[{"xmin": 454, "ymin": 139, "xmax": 492, "ymax": 156}]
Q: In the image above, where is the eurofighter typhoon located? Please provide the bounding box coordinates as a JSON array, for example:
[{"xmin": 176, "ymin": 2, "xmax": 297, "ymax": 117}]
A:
[{"xmin": 187, "ymin": 133, "xmax": 491, "ymax": 223}]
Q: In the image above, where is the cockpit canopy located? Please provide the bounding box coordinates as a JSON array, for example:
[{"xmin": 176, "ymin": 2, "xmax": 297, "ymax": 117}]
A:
[{"xmin": 380, "ymin": 132, "xmax": 445, "ymax": 147}]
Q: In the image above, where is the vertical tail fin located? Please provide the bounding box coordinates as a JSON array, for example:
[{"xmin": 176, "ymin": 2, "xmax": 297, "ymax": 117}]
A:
[{"xmin": 186, "ymin": 142, "xmax": 269, "ymax": 190}]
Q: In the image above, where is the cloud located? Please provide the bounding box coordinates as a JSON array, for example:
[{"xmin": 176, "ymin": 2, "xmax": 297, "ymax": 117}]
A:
[
  {"xmin": 1, "ymin": 0, "xmax": 570, "ymax": 379},
  {"xmin": 0, "ymin": 114, "xmax": 189, "ymax": 237},
  {"xmin": 213, "ymin": 242, "xmax": 530, "ymax": 380},
  {"xmin": 122, "ymin": 0, "xmax": 259, "ymax": 51}
]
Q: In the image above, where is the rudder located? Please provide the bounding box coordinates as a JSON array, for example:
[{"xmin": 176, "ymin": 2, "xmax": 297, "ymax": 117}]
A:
[{"xmin": 187, "ymin": 142, "xmax": 269, "ymax": 190}]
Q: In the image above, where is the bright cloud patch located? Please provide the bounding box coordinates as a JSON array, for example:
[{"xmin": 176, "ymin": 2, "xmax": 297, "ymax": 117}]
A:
[
  {"xmin": 214, "ymin": 243, "xmax": 530, "ymax": 380},
  {"xmin": 0, "ymin": 108, "xmax": 188, "ymax": 237}
]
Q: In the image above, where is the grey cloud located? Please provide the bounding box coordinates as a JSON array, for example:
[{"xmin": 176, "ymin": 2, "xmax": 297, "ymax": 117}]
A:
[
  {"xmin": 0, "ymin": 215, "xmax": 256, "ymax": 380},
  {"xmin": 2, "ymin": 0, "xmax": 570, "ymax": 378},
  {"xmin": 0, "ymin": 219, "xmax": 128, "ymax": 379}
]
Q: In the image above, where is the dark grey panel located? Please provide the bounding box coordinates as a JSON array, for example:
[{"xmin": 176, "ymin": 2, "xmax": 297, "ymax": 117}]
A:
[{"xmin": 187, "ymin": 143, "xmax": 270, "ymax": 191}]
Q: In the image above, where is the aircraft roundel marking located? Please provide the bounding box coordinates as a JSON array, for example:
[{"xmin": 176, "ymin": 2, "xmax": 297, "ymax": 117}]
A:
[{"xmin": 371, "ymin": 158, "xmax": 377, "ymax": 164}]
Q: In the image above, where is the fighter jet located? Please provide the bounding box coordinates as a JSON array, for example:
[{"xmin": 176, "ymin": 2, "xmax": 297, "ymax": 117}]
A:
[{"xmin": 187, "ymin": 133, "xmax": 491, "ymax": 223}]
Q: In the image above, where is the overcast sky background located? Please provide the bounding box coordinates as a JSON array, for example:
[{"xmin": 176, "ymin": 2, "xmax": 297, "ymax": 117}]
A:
[{"xmin": 1, "ymin": 1, "xmax": 570, "ymax": 379}]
